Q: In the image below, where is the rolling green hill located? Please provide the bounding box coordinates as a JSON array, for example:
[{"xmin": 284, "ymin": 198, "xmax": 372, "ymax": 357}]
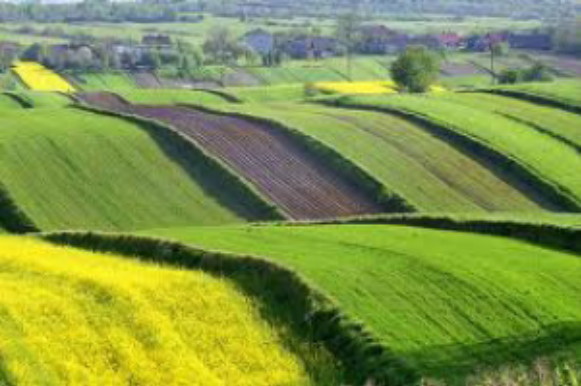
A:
[
  {"xmin": 494, "ymin": 79, "xmax": 581, "ymax": 108},
  {"xmin": 0, "ymin": 107, "xmax": 262, "ymax": 231},
  {"xmin": 199, "ymin": 102, "xmax": 546, "ymax": 212},
  {"xmin": 142, "ymin": 223, "xmax": 581, "ymax": 382},
  {"xmin": 0, "ymin": 235, "xmax": 335, "ymax": 385},
  {"xmin": 439, "ymin": 92, "xmax": 581, "ymax": 149},
  {"xmin": 337, "ymin": 95, "xmax": 581, "ymax": 209}
]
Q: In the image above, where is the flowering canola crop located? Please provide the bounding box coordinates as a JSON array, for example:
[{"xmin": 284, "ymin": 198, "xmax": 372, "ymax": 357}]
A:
[
  {"xmin": 12, "ymin": 61, "xmax": 75, "ymax": 92},
  {"xmin": 0, "ymin": 236, "xmax": 312, "ymax": 385},
  {"xmin": 313, "ymin": 81, "xmax": 445, "ymax": 95}
]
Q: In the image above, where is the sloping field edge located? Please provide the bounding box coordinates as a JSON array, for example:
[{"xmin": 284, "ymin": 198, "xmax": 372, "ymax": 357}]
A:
[
  {"xmin": 2, "ymin": 92, "xmax": 31, "ymax": 108},
  {"xmin": 41, "ymin": 231, "xmax": 420, "ymax": 386},
  {"xmin": 179, "ymin": 103, "xmax": 416, "ymax": 213},
  {"xmin": 71, "ymin": 102, "xmax": 284, "ymax": 222},
  {"xmin": 481, "ymin": 89, "xmax": 581, "ymax": 115},
  {"xmin": 328, "ymin": 99, "xmax": 581, "ymax": 212},
  {"xmin": 283, "ymin": 214, "xmax": 581, "ymax": 254},
  {"xmin": 0, "ymin": 182, "xmax": 39, "ymax": 233},
  {"xmin": 192, "ymin": 88, "xmax": 243, "ymax": 103}
]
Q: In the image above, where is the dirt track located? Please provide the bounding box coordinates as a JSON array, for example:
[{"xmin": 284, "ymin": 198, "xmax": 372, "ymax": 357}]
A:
[{"xmin": 77, "ymin": 92, "xmax": 383, "ymax": 219}]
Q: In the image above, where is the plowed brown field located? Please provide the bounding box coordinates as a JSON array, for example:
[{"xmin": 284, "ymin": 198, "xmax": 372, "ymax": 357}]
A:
[{"xmin": 77, "ymin": 92, "xmax": 383, "ymax": 219}]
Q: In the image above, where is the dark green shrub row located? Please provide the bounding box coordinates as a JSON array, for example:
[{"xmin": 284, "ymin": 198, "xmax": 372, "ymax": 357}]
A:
[
  {"xmin": 330, "ymin": 98, "xmax": 580, "ymax": 212},
  {"xmin": 42, "ymin": 231, "xmax": 420, "ymax": 386},
  {"xmin": 182, "ymin": 104, "xmax": 416, "ymax": 213},
  {"xmin": 482, "ymin": 89, "xmax": 581, "ymax": 115},
  {"xmin": 72, "ymin": 103, "xmax": 284, "ymax": 222},
  {"xmin": 293, "ymin": 213, "xmax": 581, "ymax": 254},
  {"xmin": 0, "ymin": 181, "xmax": 38, "ymax": 233}
]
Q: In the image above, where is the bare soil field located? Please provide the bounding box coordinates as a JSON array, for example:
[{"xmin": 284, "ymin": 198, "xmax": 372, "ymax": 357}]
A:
[{"xmin": 77, "ymin": 92, "xmax": 383, "ymax": 219}]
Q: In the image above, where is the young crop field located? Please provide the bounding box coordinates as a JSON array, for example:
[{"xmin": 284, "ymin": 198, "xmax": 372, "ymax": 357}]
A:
[
  {"xmin": 494, "ymin": 79, "xmax": 581, "ymax": 108},
  {"xmin": 117, "ymin": 89, "xmax": 231, "ymax": 105},
  {"xmin": 12, "ymin": 62, "xmax": 75, "ymax": 92},
  {"xmin": 0, "ymin": 108, "xmax": 258, "ymax": 231},
  {"xmin": 224, "ymin": 84, "xmax": 308, "ymax": 103},
  {"xmin": 437, "ymin": 92, "xmax": 581, "ymax": 149},
  {"xmin": 0, "ymin": 235, "xmax": 330, "ymax": 385},
  {"xmin": 69, "ymin": 72, "xmax": 137, "ymax": 91},
  {"xmin": 8, "ymin": 91, "xmax": 73, "ymax": 108},
  {"xmin": 143, "ymin": 224, "xmax": 581, "ymax": 382},
  {"xmin": 207, "ymin": 103, "xmax": 546, "ymax": 212},
  {"xmin": 0, "ymin": 93, "xmax": 25, "ymax": 109},
  {"xmin": 338, "ymin": 94, "xmax": 581, "ymax": 209},
  {"xmin": 100, "ymin": 102, "xmax": 384, "ymax": 219}
]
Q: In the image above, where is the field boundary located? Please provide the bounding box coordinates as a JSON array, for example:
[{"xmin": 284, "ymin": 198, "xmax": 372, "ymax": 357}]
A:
[
  {"xmin": 71, "ymin": 102, "xmax": 284, "ymax": 222},
  {"xmin": 481, "ymin": 89, "xmax": 581, "ymax": 115},
  {"xmin": 282, "ymin": 214, "xmax": 581, "ymax": 254},
  {"xmin": 191, "ymin": 88, "xmax": 242, "ymax": 103},
  {"xmin": 42, "ymin": 231, "xmax": 420, "ymax": 386},
  {"xmin": 327, "ymin": 98, "xmax": 581, "ymax": 212},
  {"xmin": 180, "ymin": 103, "xmax": 416, "ymax": 213},
  {"xmin": 0, "ymin": 181, "xmax": 39, "ymax": 233},
  {"xmin": 2, "ymin": 92, "xmax": 32, "ymax": 108}
]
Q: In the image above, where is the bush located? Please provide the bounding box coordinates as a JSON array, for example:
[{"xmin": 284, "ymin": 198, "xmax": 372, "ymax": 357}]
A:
[{"xmin": 390, "ymin": 45, "xmax": 440, "ymax": 93}]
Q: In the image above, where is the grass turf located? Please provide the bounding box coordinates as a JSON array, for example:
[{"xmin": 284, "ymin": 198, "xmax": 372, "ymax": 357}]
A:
[
  {"xmin": 0, "ymin": 235, "xmax": 326, "ymax": 385},
  {"xmin": 142, "ymin": 223, "xmax": 581, "ymax": 381},
  {"xmin": 0, "ymin": 107, "xmax": 251, "ymax": 231}
]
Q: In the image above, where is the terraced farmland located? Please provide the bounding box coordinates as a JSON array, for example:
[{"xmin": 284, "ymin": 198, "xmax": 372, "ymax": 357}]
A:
[
  {"xmin": 0, "ymin": 107, "xmax": 264, "ymax": 231},
  {"xmin": 438, "ymin": 92, "xmax": 581, "ymax": 149},
  {"xmin": 206, "ymin": 103, "xmax": 546, "ymax": 212},
  {"xmin": 118, "ymin": 89, "xmax": 232, "ymax": 105},
  {"xmin": 78, "ymin": 93, "xmax": 384, "ymax": 219},
  {"xmin": 7, "ymin": 91, "xmax": 73, "ymax": 108},
  {"xmin": 143, "ymin": 224, "xmax": 581, "ymax": 382},
  {"xmin": 338, "ymin": 95, "xmax": 581, "ymax": 209},
  {"xmin": 0, "ymin": 93, "xmax": 25, "ymax": 109},
  {"xmin": 493, "ymin": 79, "xmax": 581, "ymax": 108},
  {"xmin": 68, "ymin": 72, "xmax": 137, "ymax": 91},
  {"xmin": 0, "ymin": 236, "xmax": 331, "ymax": 385}
]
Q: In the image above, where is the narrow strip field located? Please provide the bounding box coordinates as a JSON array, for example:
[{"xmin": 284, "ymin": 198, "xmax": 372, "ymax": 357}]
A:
[
  {"xmin": 0, "ymin": 93, "xmax": 25, "ymax": 110},
  {"xmin": 492, "ymin": 79, "xmax": 581, "ymax": 108},
  {"xmin": 118, "ymin": 89, "xmax": 232, "ymax": 105},
  {"xmin": 7, "ymin": 91, "xmax": 72, "ymax": 108},
  {"xmin": 0, "ymin": 236, "xmax": 328, "ymax": 385},
  {"xmin": 439, "ymin": 92, "xmax": 581, "ymax": 149},
  {"xmin": 206, "ymin": 103, "xmax": 546, "ymax": 212},
  {"xmin": 143, "ymin": 224, "xmax": 581, "ymax": 382},
  {"xmin": 0, "ymin": 108, "xmax": 257, "ymax": 231},
  {"xmin": 78, "ymin": 93, "xmax": 383, "ymax": 220},
  {"xmin": 338, "ymin": 95, "xmax": 581, "ymax": 208}
]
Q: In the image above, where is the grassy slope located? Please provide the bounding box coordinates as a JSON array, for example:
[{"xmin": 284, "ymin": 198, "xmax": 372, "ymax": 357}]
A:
[
  {"xmin": 118, "ymin": 89, "xmax": 229, "ymax": 105},
  {"xmin": 0, "ymin": 94, "xmax": 24, "ymax": 109},
  {"xmin": 11, "ymin": 91, "xmax": 72, "ymax": 108},
  {"xmin": 143, "ymin": 224, "xmax": 581, "ymax": 380},
  {"xmin": 439, "ymin": 92, "xmax": 581, "ymax": 148},
  {"xmin": 496, "ymin": 79, "xmax": 581, "ymax": 107},
  {"xmin": 225, "ymin": 85, "xmax": 307, "ymax": 103},
  {"xmin": 0, "ymin": 108, "xmax": 247, "ymax": 231},
  {"xmin": 206, "ymin": 102, "xmax": 544, "ymax": 212},
  {"xmin": 0, "ymin": 235, "xmax": 321, "ymax": 385},
  {"xmin": 341, "ymin": 95, "xmax": 581, "ymax": 206},
  {"xmin": 71, "ymin": 73, "xmax": 137, "ymax": 91}
]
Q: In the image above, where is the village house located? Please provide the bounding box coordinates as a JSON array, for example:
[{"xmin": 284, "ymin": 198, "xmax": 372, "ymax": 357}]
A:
[
  {"xmin": 243, "ymin": 28, "xmax": 275, "ymax": 57},
  {"xmin": 508, "ymin": 32, "xmax": 552, "ymax": 50},
  {"xmin": 358, "ymin": 25, "xmax": 408, "ymax": 54},
  {"xmin": 437, "ymin": 33, "xmax": 463, "ymax": 49},
  {"xmin": 283, "ymin": 35, "xmax": 339, "ymax": 59}
]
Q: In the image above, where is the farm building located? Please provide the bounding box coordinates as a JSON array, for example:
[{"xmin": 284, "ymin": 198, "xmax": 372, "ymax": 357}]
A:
[
  {"xmin": 283, "ymin": 36, "xmax": 339, "ymax": 59},
  {"xmin": 359, "ymin": 25, "xmax": 408, "ymax": 54},
  {"xmin": 508, "ymin": 32, "xmax": 552, "ymax": 50},
  {"xmin": 243, "ymin": 28, "xmax": 275, "ymax": 56}
]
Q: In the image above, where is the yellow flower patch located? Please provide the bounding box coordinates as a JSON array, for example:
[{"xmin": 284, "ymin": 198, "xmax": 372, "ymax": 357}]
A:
[{"xmin": 12, "ymin": 61, "xmax": 75, "ymax": 93}]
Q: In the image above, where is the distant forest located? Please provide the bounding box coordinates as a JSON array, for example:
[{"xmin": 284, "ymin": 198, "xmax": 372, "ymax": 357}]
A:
[{"xmin": 0, "ymin": 0, "xmax": 576, "ymax": 23}]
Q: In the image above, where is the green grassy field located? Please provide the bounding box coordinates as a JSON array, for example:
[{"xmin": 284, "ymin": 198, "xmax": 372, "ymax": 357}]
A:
[
  {"xmin": 0, "ymin": 94, "xmax": 25, "ymax": 109},
  {"xmin": 204, "ymin": 102, "xmax": 545, "ymax": 212},
  {"xmin": 142, "ymin": 223, "xmax": 581, "ymax": 381},
  {"xmin": 117, "ymin": 89, "xmax": 230, "ymax": 105},
  {"xmin": 0, "ymin": 235, "xmax": 334, "ymax": 385},
  {"xmin": 0, "ymin": 108, "xmax": 254, "ymax": 231},
  {"xmin": 338, "ymin": 94, "xmax": 581, "ymax": 208},
  {"xmin": 9, "ymin": 91, "xmax": 73, "ymax": 108},
  {"xmin": 69, "ymin": 72, "xmax": 137, "ymax": 91},
  {"xmin": 224, "ymin": 84, "xmax": 308, "ymax": 102},
  {"xmin": 495, "ymin": 79, "xmax": 581, "ymax": 107},
  {"xmin": 438, "ymin": 92, "xmax": 581, "ymax": 149}
]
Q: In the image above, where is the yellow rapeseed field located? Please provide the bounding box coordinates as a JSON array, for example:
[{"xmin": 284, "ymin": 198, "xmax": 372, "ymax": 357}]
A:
[
  {"xmin": 0, "ymin": 236, "xmax": 313, "ymax": 385},
  {"xmin": 12, "ymin": 62, "xmax": 75, "ymax": 92},
  {"xmin": 313, "ymin": 81, "xmax": 445, "ymax": 95}
]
